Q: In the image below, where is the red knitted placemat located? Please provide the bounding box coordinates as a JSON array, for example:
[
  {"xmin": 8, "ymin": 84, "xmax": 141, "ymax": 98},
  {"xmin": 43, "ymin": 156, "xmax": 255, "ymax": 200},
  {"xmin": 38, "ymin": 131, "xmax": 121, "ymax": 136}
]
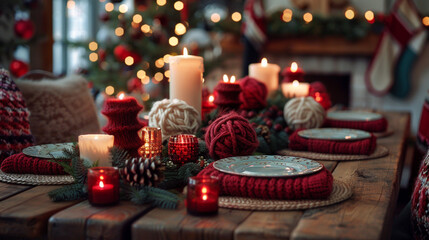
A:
[
  {"xmin": 1, "ymin": 153, "xmax": 67, "ymax": 175},
  {"xmin": 289, "ymin": 130, "xmax": 377, "ymax": 155},
  {"xmin": 324, "ymin": 117, "xmax": 388, "ymax": 133},
  {"xmin": 198, "ymin": 163, "xmax": 333, "ymax": 200}
]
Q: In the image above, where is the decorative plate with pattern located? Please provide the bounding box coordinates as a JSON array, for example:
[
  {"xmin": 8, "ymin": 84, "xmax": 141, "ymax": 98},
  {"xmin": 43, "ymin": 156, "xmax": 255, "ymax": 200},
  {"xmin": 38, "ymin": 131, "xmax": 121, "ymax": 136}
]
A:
[
  {"xmin": 213, "ymin": 155, "xmax": 323, "ymax": 177},
  {"xmin": 298, "ymin": 128, "xmax": 371, "ymax": 141},
  {"xmin": 327, "ymin": 110, "xmax": 383, "ymax": 121},
  {"xmin": 22, "ymin": 143, "xmax": 74, "ymax": 159}
]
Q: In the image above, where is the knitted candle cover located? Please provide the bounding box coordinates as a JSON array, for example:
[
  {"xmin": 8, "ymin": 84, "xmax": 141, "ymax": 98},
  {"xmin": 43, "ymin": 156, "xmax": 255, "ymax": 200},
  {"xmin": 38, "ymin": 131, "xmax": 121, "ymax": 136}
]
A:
[
  {"xmin": 102, "ymin": 96, "xmax": 143, "ymax": 156},
  {"xmin": 148, "ymin": 99, "xmax": 201, "ymax": 141},
  {"xmin": 213, "ymin": 81, "xmax": 242, "ymax": 112},
  {"xmin": 283, "ymin": 97, "xmax": 326, "ymax": 131},
  {"xmin": 412, "ymin": 152, "xmax": 429, "ymax": 239},
  {"xmin": 1, "ymin": 153, "xmax": 66, "ymax": 175},
  {"xmin": 289, "ymin": 129, "xmax": 377, "ymax": 155},
  {"xmin": 0, "ymin": 69, "xmax": 34, "ymax": 161},
  {"xmin": 205, "ymin": 112, "xmax": 258, "ymax": 160},
  {"xmin": 198, "ymin": 163, "xmax": 333, "ymax": 200},
  {"xmin": 239, "ymin": 76, "xmax": 268, "ymax": 110},
  {"xmin": 282, "ymin": 66, "xmax": 305, "ymax": 83}
]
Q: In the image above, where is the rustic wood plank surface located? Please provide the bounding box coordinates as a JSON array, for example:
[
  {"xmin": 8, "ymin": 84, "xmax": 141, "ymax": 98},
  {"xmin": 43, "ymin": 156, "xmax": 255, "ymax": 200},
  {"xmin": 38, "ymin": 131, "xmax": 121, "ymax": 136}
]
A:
[
  {"xmin": 0, "ymin": 182, "xmax": 32, "ymax": 201},
  {"xmin": 0, "ymin": 186, "xmax": 79, "ymax": 239}
]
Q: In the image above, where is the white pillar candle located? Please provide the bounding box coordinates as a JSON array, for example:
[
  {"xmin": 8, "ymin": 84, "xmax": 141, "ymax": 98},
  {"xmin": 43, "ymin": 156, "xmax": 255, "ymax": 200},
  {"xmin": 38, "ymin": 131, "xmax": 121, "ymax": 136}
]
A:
[
  {"xmin": 249, "ymin": 58, "xmax": 281, "ymax": 93},
  {"xmin": 78, "ymin": 134, "xmax": 114, "ymax": 167},
  {"xmin": 281, "ymin": 80, "xmax": 310, "ymax": 98},
  {"xmin": 169, "ymin": 48, "xmax": 204, "ymax": 117}
]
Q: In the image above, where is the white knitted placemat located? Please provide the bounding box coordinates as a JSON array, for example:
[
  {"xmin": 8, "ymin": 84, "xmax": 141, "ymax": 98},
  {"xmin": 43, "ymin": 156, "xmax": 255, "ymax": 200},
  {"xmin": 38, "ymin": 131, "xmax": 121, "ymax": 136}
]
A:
[{"xmin": 0, "ymin": 170, "xmax": 74, "ymax": 185}]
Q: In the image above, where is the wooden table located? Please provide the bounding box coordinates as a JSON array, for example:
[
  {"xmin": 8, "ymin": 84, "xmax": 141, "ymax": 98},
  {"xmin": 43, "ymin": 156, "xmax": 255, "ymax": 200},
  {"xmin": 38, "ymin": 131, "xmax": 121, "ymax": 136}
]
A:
[{"xmin": 0, "ymin": 111, "xmax": 410, "ymax": 240}]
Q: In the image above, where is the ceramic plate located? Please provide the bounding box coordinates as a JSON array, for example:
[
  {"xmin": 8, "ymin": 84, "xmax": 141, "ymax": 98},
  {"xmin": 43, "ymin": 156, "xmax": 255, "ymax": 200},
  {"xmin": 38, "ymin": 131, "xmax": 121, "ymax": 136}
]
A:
[
  {"xmin": 327, "ymin": 110, "xmax": 382, "ymax": 121},
  {"xmin": 298, "ymin": 128, "xmax": 371, "ymax": 141},
  {"xmin": 22, "ymin": 143, "xmax": 74, "ymax": 159},
  {"xmin": 213, "ymin": 155, "xmax": 323, "ymax": 177}
]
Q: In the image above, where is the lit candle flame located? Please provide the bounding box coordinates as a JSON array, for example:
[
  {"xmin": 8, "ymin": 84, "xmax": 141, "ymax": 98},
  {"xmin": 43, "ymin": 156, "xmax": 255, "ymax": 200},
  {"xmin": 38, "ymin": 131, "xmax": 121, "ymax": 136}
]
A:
[
  {"xmin": 99, "ymin": 181, "xmax": 104, "ymax": 188},
  {"xmin": 223, "ymin": 74, "xmax": 228, "ymax": 83},
  {"xmin": 118, "ymin": 93, "xmax": 125, "ymax": 100},
  {"xmin": 208, "ymin": 95, "xmax": 214, "ymax": 102},
  {"xmin": 291, "ymin": 62, "xmax": 298, "ymax": 72},
  {"xmin": 261, "ymin": 58, "xmax": 268, "ymax": 67},
  {"xmin": 292, "ymin": 80, "xmax": 299, "ymax": 86},
  {"xmin": 230, "ymin": 75, "xmax": 236, "ymax": 83},
  {"xmin": 202, "ymin": 194, "xmax": 208, "ymax": 201},
  {"xmin": 100, "ymin": 175, "xmax": 104, "ymax": 180},
  {"xmin": 183, "ymin": 47, "xmax": 188, "ymax": 56},
  {"xmin": 202, "ymin": 187, "xmax": 208, "ymax": 194}
]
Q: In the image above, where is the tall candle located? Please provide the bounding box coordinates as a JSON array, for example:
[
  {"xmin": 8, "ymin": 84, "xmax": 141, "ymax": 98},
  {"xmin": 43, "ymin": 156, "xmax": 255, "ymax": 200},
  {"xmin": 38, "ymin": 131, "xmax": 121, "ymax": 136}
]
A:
[
  {"xmin": 249, "ymin": 58, "xmax": 280, "ymax": 93},
  {"xmin": 78, "ymin": 134, "xmax": 114, "ymax": 167},
  {"xmin": 169, "ymin": 48, "xmax": 204, "ymax": 117},
  {"xmin": 281, "ymin": 80, "xmax": 310, "ymax": 98}
]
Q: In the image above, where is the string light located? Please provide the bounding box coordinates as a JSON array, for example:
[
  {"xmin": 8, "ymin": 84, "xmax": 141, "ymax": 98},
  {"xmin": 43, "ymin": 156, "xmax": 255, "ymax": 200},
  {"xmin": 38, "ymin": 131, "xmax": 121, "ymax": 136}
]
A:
[
  {"xmin": 141, "ymin": 24, "xmax": 151, "ymax": 33},
  {"xmin": 423, "ymin": 16, "xmax": 429, "ymax": 26},
  {"xmin": 345, "ymin": 9, "xmax": 355, "ymax": 20},
  {"xmin": 303, "ymin": 12, "xmax": 313, "ymax": 23},
  {"xmin": 163, "ymin": 54, "xmax": 171, "ymax": 63},
  {"xmin": 125, "ymin": 56, "xmax": 134, "ymax": 66},
  {"xmin": 211, "ymin": 13, "xmax": 221, "ymax": 23},
  {"xmin": 115, "ymin": 27, "xmax": 124, "ymax": 36},
  {"xmin": 142, "ymin": 93, "xmax": 150, "ymax": 101},
  {"xmin": 141, "ymin": 76, "xmax": 150, "ymax": 84},
  {"xmin": 282, "ymin": 9, "xmax": 293, "ymax": 22},
  {"xmin": 157, "ymin": 0, "xmax": 166, "ymax": 6},
  {"xmin": 105, "ymin": 86, "xmax": 114, "ymax": 95},
  {"xmin": 175, "ymin": 23, "xmax": 186, "ymax": 35},
  {"xmin": 119, "ymin": 4, "xmax": 128, "ymax": 13},
  {"xmin": 232, "ymin": 12, "xmax": 241, "ymax": 22},
  {"xmin": 89, "ymin": 41, "xmax": 98, "ymax": 51},
  {"xmin": 174, "ymin": 1, "xmax": 184, "ymax": 11},
  {"xmin": 89, "ymin": 52, "xmax": 98, "ymax": 62},
  {"xmin": 67, "ymin": 0, "xmax": 75, "ymax": 9},
  {"xmin": 164, "ymin": 70, "xmax": 170, "ymax": 78},
  {"xmin": 155, "ymin": 58, "xmax": 165, "ymax": 68},
  {"xmin": 133, "ymin": 14, "xmax": 143, "ymax": 24},
  {"xmin": 137, "ymin": 70, "xmax": 146, "ymax": 79},
  {"xmin": 105, "ymin": 2, "xmax": 114, "ymax": 12},
  {"xmin": 169, "ymin": 37, "xmax": 179, "ymax": 46},
  {"xmin": 154, "ymin": 72, "xmax": 164, "ymax": 81}
]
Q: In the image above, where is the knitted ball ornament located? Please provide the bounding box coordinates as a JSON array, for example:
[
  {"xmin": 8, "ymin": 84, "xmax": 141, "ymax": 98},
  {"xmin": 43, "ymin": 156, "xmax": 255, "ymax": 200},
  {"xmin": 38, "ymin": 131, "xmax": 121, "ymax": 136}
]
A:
[
  {"xmin": 283, "ymin": 97, "xmax": 326, "ymax": 131},
  {"xmin": 148, "ymin": 99, "xmax": 201, "ymax": 141},
  {"xmin": 205, "ymin": 112, "xmax": 258, "ymax": 160},
  {"xmin": 239, "ymin": 76, "xmax": 267, "ymax": 110}
]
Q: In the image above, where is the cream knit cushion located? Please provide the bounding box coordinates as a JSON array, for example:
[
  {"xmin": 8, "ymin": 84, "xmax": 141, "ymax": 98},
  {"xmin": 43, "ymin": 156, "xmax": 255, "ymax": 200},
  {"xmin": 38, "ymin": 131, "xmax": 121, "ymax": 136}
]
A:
[{"xmin": 16, "ymin": 75, "xmax": 101, "ymax": 144}]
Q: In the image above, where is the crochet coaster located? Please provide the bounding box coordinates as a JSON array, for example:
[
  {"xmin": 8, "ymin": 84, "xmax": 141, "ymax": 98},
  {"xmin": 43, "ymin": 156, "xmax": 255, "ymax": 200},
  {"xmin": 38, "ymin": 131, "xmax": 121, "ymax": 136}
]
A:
[
  {"xmin": 277, "ymin": 145, "xmax": 389, "ymax": 161},
  {"xmin": 219, "ymin": 179, "xmax": 352, "ymax": 210},
  {"xmin": 0, "ymin": 169, "xmax": 73, "ymax": 185}
]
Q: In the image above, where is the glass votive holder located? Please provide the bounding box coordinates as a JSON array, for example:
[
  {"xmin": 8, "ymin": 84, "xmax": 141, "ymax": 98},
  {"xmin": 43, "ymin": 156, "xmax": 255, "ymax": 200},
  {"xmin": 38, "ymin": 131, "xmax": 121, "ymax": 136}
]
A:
[
  {"xmin": 87, "ymin": 167, "xmax": 120, "ymax": 206},
  {"xmin": 186, "ymin": 176, "xmax": 219, "ymax": 215},
  {"xmin": 78, "ymin": 134, "xmax": 114, "ymax": 167},
  {"xmin": 168, "ymin": 134, "xmax": 199, "ymax": 165},
  {"xmin": 137, "ymin": 127, "xmax": 162, "ymax": 158}
]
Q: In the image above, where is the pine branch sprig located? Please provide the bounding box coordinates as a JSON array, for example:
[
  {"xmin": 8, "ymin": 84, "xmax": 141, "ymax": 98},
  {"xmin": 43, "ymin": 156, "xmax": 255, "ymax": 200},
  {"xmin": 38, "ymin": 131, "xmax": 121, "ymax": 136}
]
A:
[{"xmin": 48, "ymin": 183, "xmax": 87, "ymax": 202}]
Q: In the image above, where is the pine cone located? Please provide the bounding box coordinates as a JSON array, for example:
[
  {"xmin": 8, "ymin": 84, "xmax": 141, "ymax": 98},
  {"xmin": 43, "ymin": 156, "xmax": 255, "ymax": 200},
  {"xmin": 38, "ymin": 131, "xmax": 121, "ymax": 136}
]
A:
[
  {"xmin": 120, "ymin": 157, "xmax": 165, "ymax": 187},
  {"xmin": 256, "ymin": 125, "xmax": 271, "ymax": 143}
]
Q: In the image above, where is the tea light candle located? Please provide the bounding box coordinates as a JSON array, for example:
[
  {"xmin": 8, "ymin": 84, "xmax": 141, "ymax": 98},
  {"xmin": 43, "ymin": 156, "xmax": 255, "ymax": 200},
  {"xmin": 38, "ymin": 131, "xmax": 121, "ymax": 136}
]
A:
[
  {"xmin": 249, "ymin": 58, "xmax": 280, "ymax": 93},
  {"xmin": 281, "ymin": 80, "xmax": 310, "ymax": 98},
  {"xmin": 169, "ymin": 48, "xmax": 204, "ymax": 117},
  {"xmin": 187, "ymin": 176, "xmax": 219, "ymax": 215},
  {"xmin": 201, "ymin": 94, "xmax": 216, "ymax": 121},
  {"xmin": 168, "ymin": 134, "xmax": 199, "ymax": 165},
  {"xmin": 137, "ymin": 127, "xmax": 162, "ymax": 158},
  {"xmin": 87, "ymin": 167, "xmax": 120, "ymax": 206},
  {"xmin": 282, "ymin": 62, "xmax": 304, "ymax": 83},
  {"xmin": 78, "ymin": 134, "xmax": 114, "ymax": 167},
  {"xmin": 213, "ymin": 75, "xmax": 242, "ymax": 111}
]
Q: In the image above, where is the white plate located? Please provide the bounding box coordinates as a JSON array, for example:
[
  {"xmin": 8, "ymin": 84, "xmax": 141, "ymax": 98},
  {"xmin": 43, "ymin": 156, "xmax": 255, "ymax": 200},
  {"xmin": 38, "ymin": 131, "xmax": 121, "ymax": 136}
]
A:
[
  {"xmin": 22, "ymin": 143, "xmax": 74, "ymax": 159},
  {"xmin": 213, "ymin": 155, "xmax": 323, "ymax": 177},
  {"xmin": 327, "ymin": 110, "xmax": 382, "ymax": 121},
  {"xmin": 298, "ymin": 128, "xmax": 371, "ymax": 141}
]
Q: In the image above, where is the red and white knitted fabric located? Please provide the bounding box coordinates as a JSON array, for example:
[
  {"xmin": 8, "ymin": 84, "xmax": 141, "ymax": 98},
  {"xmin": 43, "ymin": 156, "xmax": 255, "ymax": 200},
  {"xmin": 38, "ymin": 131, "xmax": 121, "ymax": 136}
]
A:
[
  {"xmin": 1, "ymin": 153, "xmax": 66, "ymax": 175},
  {"xmin": 412, "ymin": 152, "xmax": 429, "ymax": 239},
  {"xmin": 198, "ymin": 163, "xmax": 333, "ymax": 200},
  {"xmin": 0, "ymin": 69, "xmax": 34, "ymax": 161}
]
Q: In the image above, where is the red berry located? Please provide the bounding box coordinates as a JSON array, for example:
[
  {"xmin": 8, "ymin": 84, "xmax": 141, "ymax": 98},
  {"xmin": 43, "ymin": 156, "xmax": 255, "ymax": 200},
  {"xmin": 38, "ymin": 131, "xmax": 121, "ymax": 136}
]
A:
[{"xmin": 274, "ymin": 124, "xmax": 283, "ymax": 131}]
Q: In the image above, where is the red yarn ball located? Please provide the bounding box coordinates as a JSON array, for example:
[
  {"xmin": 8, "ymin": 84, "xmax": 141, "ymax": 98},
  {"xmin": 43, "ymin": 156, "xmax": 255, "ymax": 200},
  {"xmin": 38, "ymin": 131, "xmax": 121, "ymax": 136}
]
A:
[
  {"xmin": 14, "ymin": 20, "xmax": 35, "ymax": 40},
  {"xmin": 205, "ymin": 112, "xmax": 259, "ymax": 160},
  {"xmin": 239, "ymin": 76, "xmax": 267, "ymax": 109},
  {"xmin": 9, "ymin": 59, "xmax": 29, "ymax": 77}
]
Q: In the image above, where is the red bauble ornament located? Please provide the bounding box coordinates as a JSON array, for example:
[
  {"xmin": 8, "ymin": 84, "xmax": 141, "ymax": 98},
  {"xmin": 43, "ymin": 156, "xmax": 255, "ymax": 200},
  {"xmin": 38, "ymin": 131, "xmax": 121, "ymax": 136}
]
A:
[
  {"xmin": 98, "ymin": 49, "xmax": 106, "ymax": 62},
  {"xmin": 128, "ymin": 51, "xmax": 142, "ymax": 64},
  {"xmin": 128, "ymin": 77, "xmax": 143, "ymax": 92},
  {"xmin": 14, "ymin": 20, "xmax": 35, "ymax": 40},
  {"xmin": 9, "ymin": 60, "xmax": 29, "ymax": 77},
  {"xmin": 113, "ymin": 45, "xmax": 129, "ymax": 62},
  {"xmin": 99, "ymin": 13, "xmax": 110, "ymax": 22}
]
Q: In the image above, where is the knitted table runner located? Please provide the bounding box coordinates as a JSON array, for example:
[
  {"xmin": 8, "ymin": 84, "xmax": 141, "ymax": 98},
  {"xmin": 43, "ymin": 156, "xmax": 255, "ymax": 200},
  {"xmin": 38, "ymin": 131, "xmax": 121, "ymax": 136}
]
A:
[
  {"xmin": 324, "ymin": 117, "xmax": 388, "ymax": 133},
  {"xmin": 289, "ymin": 130, "xmax": 377, "ymax": 155},
  {"xmin": 1, "ymin": 153, "xmax": 67, "ymax": 175},
  {"xmin": 198, "ymin": 163, "xmax": 333, "ymax": 200}
]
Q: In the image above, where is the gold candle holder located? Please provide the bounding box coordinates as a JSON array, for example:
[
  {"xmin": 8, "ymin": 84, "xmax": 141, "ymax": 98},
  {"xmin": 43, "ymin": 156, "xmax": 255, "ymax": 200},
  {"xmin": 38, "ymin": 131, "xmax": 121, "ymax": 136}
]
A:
[{"xmin": 138, "ymin": 127, "xmax": 162, "ymax": 158}]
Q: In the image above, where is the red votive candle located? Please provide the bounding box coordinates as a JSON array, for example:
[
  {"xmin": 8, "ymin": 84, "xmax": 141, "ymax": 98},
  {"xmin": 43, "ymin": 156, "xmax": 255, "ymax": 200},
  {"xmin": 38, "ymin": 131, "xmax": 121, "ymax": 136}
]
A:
[
  {"xmin": 87, "ymin": 167, "xmax": 120, "ymax": 206},
  {"xmin": 186, "ymin": 176, "xmax": 219, "ymax": 215},
  {"xmin": 168, "ymin": 134, "xmax": 199, "ymax": 165}
]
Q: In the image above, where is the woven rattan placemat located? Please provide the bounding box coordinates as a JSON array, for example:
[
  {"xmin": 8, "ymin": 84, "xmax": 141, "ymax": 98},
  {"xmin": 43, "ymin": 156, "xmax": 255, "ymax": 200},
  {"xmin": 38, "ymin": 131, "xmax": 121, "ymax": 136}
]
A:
[
  {"xmin": 0, "ymin": 170, "xmax": 74, "ymax": 185},
  {"xmin": 219, "ymin": 180, "xmax": 352, "ymax": 211},
  {"xmin": 277, "ymin": 145, "xmax": 389, "ymax": 161}
]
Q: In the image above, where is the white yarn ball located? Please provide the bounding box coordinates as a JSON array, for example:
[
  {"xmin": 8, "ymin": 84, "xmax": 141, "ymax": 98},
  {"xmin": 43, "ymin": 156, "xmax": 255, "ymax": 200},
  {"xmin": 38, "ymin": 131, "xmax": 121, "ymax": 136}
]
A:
[
  {"xmin": 148, "ymin": 99, "xmax": 201, "ymax": 141},
  {"xmin": 283, "ymin": 97, "xmax": 326, "ymax": 130}
]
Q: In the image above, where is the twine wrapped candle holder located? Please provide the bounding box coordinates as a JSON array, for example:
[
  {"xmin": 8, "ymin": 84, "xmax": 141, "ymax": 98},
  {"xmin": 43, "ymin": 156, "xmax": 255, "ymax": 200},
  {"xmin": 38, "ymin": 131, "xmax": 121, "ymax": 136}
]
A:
[
  {"xmin": 168, "ymin": 134, "xmax": 199, "ymax": 165},
  {"xmin": 138, "ymin": 127, "xmax": 162, "ymax": 158}
]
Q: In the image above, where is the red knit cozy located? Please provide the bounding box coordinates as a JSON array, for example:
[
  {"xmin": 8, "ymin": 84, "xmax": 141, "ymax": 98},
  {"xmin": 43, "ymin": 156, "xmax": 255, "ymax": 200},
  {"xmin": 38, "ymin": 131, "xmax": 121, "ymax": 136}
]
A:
[
  {"xmin": 102, "ymin": 96, "xmax": 143, "ymax": 156},
  {"xmin": 205, "ymin": 112, "xmax": 258, "ymax": 160},
  {"xmin": 238, "ymin": 76, "xmax": 267, "ymax": 110},
  {"xmin": 412, "ymin": 152, "xmax": 429, "ymax": 239},
  {"xmin": 1, "ymin": 153, "xmax": 66, "ymax": 175},
  {"xmin": 324, "ymin": 118, "xmax": 388, "ymax": 133},
  {"xmin": 213, "ymin": 81, "xmax": 242, "ymax": 111},
  {"xmin": 198, "ymin": 163, "xmax": 333, "ymax": 200},
  {"xmin": 289, "ymin": 129, "xmax": 377, "ymax": 155}
]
